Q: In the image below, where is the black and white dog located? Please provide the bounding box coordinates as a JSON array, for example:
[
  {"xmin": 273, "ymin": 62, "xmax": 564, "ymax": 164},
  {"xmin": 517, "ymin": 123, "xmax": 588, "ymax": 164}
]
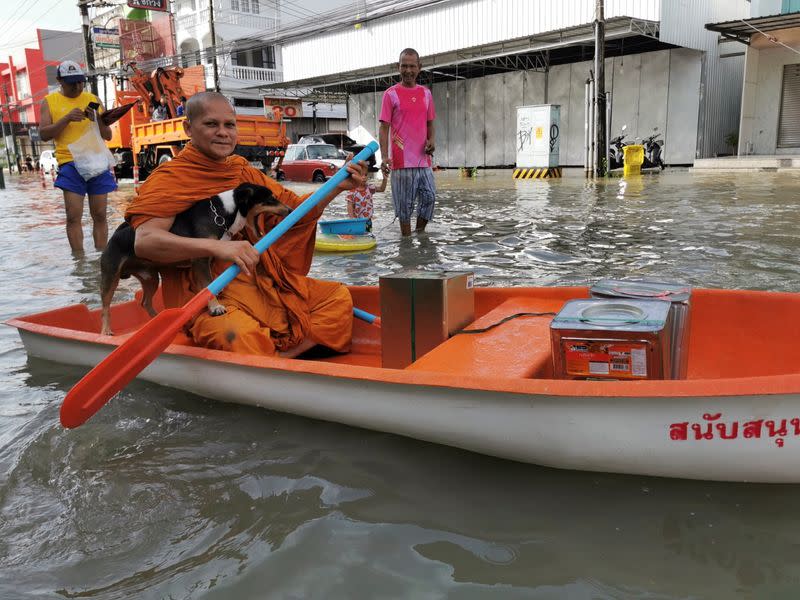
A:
[{"xmin": 100, "ymin": 183, "xmax": 291, "ymax": 335}]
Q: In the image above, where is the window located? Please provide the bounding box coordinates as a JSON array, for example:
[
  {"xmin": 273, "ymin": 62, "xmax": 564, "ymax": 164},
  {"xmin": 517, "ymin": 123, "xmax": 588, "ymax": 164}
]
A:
[
  {"xmin": 232, "ymin": 45, "xmax": 275, "ymax": 69},
  {"xmin": 306, "ymin": 145, "xmax": 339, "ymax": 160},
  {"xmin": 232, "ymin": 97, "xmax": 263, "ymax": 107},
  {"xmin": 15, "ymin": 71, "xmax": 30, "ymax": 100},
  {"xmin": 231, "ymin": 0, "xmax": 259, "ymax": 13},
  {"xmin": 285, "ymin": 146, "xmax": 303, "ymax": 160}
]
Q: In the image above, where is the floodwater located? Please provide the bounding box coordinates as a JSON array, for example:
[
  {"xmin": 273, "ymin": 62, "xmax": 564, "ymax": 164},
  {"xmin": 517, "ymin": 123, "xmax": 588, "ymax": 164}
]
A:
[{"xmin": 2, "ymin": 168, "xmax": 800, "ymax": 599}]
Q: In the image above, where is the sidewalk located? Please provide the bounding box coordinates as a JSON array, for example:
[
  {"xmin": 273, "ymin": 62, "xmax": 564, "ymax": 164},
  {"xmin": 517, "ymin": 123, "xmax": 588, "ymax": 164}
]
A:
[{"xmin": 692, "ymin": 155, "xmax": 800, "ymax": 172}]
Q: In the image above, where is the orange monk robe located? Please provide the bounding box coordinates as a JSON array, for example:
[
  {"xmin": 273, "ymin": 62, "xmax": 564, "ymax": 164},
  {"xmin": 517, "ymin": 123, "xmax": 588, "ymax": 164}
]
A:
[{"xmin": 125, "ymin": 142, "xmax": 353, "ymax": 356}]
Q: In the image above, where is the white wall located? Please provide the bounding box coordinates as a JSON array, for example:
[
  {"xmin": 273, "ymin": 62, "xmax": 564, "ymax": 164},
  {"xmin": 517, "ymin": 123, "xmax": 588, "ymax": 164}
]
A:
[
  {"xmin": 282, "ymin": 0, "xmax": 660, "ymax": 81},
  {"xmin": 349, "ymin": 48, "xmax": 703, "ymax": 167},
  {"xmin": 750, "ymin": 0, "xmax": 783, "ymax": 17},
  {"xmin": 739, "ymin": 45, "xmax": 800, "ymax": 154}
]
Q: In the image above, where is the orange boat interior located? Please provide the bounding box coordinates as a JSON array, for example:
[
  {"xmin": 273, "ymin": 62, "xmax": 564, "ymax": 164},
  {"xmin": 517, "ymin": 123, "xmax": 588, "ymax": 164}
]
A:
[{"xmin": 13, "ymin": 285, "xmax": 800, "ymax": 382}]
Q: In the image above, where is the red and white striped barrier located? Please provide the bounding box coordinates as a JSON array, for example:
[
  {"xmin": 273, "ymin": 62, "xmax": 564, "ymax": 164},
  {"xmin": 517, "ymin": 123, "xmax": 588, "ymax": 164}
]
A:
[{"xmin": 133, "ymin": 165, "xmax": 140, "ymax": 193}]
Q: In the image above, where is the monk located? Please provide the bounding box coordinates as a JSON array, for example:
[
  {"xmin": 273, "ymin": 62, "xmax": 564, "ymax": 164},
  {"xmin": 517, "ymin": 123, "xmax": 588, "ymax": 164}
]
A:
[{"xmin": 125, "ymin": 92, "xmax": 369, "ymax": 358}]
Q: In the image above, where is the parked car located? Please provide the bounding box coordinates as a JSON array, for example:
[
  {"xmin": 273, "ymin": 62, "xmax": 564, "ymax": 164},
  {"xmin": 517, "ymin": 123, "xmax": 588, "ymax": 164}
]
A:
[
  {"xmin": 38, "ymin": 150, "xmax": 58, "ymax": 173},
  {"xmin": 276, "ymin": 143, "xmax": 345, "ymax": 182},
  {"xmin": 298, "ymin": 132, "xmax": 377, "ymax": 169}
]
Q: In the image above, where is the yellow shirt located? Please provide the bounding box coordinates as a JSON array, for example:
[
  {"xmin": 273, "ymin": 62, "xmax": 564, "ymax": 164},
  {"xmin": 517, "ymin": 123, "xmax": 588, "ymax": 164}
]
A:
[{"xmin": 44, "ymin": 91, "xmax": 102, "ymax": 165}]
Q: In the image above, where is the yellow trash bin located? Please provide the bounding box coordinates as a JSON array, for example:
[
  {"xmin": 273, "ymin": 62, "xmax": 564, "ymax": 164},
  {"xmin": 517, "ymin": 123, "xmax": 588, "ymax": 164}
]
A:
[{"xmin": 622, "ymin": 144, "xmax": 644, "ymax": 176}]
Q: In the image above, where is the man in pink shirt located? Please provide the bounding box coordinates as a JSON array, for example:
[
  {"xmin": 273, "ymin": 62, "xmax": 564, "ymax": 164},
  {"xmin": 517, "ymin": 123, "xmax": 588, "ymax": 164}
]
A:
[{"xmin": 379, "ymin": 48, "xmax": 436, "ymax": 236}]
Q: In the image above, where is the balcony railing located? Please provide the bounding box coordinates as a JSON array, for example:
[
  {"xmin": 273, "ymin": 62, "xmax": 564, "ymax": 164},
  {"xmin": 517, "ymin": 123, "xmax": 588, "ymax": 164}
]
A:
[
  {"xmin": 222, "ymin": 64, "xmax": 282, "ymax": 83},
  {"xmin": 176, "ymin": 3, "xmax": 276, "ymax": 33},
  {"xmin": 220, "ymin": 13, "xmax": 277, "ymax": 32},
  {"xmin": 177, "ymin": 8, "xmax": 209, "ymax": 30}
]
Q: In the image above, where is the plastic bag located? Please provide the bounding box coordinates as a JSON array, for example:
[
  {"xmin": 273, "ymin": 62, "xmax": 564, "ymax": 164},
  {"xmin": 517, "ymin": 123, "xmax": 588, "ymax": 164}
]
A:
[{"xmin": 67, "ymin": 117, "xmax": 115, "ymax": 180}]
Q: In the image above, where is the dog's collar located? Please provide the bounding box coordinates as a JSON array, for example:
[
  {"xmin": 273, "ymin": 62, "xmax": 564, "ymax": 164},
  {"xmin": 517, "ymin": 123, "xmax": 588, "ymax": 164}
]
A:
[{"xmin": 209, "ymin": 199, "xmax": 230, "ymax": 234}]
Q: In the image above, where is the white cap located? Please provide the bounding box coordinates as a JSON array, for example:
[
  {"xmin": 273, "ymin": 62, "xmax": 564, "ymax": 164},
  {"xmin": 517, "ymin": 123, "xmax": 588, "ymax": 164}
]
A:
[{"xmin": 57, "ymin": 61, "xmax": 87, "ymax": 83}]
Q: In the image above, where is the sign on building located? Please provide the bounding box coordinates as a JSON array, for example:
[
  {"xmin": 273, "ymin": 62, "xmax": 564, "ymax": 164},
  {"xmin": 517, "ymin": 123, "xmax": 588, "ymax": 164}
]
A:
[
  {"xmin": 516, "ymin": 104, "xmax": 560, "ymax": 168},
  {"xmin": 93, "ymin": 26, "xmax": 120, "ymax": 49},
  {"xmin": 263, "ymin": 97, "xmax": 303, "ymax": 120},
  {"xmin": 120, "ymin": 13, "xmax": 175, "ymax": 63},
  {"xmin": 126, "ymin": 0, "xmax": 169, "ymax": 12}
]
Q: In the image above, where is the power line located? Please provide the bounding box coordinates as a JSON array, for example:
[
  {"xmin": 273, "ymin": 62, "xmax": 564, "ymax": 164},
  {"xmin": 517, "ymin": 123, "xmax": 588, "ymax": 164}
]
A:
[{"xmin": 1, "ymin": 0, "xmax": 72, "ymax": 52}]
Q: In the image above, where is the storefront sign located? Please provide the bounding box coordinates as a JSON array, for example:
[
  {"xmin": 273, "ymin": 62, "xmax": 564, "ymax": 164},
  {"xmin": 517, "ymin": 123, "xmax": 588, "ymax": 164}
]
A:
[
  {"xmin": 93, "ymin": 26, "xmax": 120, "ymax": 49},
  {"xmin": 263, "ymin": 97, "xmax": 303, "ymax": 120},
  {"xmin": 126, "ymin": 0, "xmax": 169, "ymax": 12}
]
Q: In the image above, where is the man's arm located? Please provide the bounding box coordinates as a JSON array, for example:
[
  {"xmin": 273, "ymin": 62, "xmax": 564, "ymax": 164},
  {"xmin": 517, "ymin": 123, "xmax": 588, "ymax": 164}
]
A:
[
  {"xmin": 39, "ymin": 99, "xmax": 84, "ymax": 142},
  {"xmin": 379, "ymin": 121, "xmax": 390, "ymax": 171},
  {"xmin": 134, "ymin": 216, "xmax": 261, "ymax": 276},
  {"xmin": 425, "ymin": 120, "xmax": 435, "ymax": 155}
]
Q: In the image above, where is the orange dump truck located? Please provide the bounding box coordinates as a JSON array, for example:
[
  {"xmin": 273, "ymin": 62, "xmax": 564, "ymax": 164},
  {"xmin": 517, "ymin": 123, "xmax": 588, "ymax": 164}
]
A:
[{"xmin": 107, "ymin": 65, "xmax": 289, "ymax": 180}]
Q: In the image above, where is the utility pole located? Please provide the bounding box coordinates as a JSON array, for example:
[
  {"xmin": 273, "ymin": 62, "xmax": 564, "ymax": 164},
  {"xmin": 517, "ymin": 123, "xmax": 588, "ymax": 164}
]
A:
[
  {"xmin": 79, "ymin": 0, "xmax": 99, "ymax": 95},
  {"xmin": 0, "ymin": 104, "xmax": 12, "ymax": 180},
  {"xmin": 208, "ymin": 0, "xmax": 221, "ymax": 92},
  {"xmin": 594, "ymin": 0, "xmax": 606, "ymax": 176},
  {"xmin": 3, "ymin": 85, "xmax": 19, "ymax": 173}
]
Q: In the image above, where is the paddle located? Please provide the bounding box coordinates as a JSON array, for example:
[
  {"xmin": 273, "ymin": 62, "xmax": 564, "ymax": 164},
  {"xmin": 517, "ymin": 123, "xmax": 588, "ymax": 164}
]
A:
[{"xmin": 60, "ymin": 142, "xmax": 379, "ymax": 429}]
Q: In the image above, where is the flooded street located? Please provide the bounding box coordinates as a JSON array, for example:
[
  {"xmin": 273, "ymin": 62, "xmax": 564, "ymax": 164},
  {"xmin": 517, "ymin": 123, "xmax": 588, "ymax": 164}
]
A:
[{"xmin": 2, "ymin": 168, "xmax": 800, "ymax": 598}]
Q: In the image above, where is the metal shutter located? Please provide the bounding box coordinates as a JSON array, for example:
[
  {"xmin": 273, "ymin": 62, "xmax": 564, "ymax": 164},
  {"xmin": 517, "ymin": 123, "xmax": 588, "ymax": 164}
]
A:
[{"xmin": 777, "ymin": 64, "xmax": 800, "ymax": 148}]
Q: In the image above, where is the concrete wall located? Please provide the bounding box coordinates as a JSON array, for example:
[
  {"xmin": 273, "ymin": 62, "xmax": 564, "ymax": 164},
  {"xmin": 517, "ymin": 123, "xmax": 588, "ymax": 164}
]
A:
[
  {"xmin": 739, "ymin": 45, "xmax": 800, "ymax": 155},
  {"xmin": 349, "ymin": 48, "xmax": 703, "ymax": 167}
]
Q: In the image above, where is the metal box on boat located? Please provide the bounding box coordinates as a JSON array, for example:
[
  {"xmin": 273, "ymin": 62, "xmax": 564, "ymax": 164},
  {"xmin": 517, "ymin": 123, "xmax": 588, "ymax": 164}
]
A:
[
  {"xmin": 590, "ymin": 279, "xmax": 691, "ymax": 379},
  {"xmin": 379, "ymin": 270, "xmax": 475, "ymax": 368},
  {"xmin": 550, "ymin": 299, "xmax": 673, "ymax": 380}
]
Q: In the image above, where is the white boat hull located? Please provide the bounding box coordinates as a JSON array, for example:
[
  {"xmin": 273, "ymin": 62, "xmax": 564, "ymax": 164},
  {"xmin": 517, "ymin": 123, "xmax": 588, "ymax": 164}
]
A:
[{"xmin": 18, "ymin": 329, "xmax": 800, "ymax": 483}]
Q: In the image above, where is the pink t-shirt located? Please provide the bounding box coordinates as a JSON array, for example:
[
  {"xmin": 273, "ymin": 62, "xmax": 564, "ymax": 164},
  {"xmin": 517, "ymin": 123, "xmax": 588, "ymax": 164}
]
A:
[{"xmin": 379, "ymin": 83, "xmax": 435, "ymax": 169}]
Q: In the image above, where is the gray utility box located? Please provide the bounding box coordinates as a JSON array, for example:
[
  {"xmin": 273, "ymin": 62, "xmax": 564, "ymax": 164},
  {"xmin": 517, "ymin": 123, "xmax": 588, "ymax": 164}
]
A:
[{"xmin": 379, "ymin": 270, "xmax": 475, "ymax": 369}]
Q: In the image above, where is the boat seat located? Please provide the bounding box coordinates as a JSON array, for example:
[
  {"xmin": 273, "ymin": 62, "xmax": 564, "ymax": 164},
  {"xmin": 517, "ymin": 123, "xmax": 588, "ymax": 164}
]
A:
[{"xmin": 406, "ymin": 296, "xmax": 567, "ymax": 379}]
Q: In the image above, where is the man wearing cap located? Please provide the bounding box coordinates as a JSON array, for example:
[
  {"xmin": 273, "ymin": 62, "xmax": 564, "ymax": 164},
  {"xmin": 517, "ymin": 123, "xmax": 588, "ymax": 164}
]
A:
[{"xmin": 40, "ymin": 60, "xmax": 115, "ymax": 253}]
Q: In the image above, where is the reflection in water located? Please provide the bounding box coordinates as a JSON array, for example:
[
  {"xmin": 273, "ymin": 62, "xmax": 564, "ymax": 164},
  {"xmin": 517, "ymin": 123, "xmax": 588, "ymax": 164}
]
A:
[{"xmin": 3, "ymin": 170, "xmax": 800, "ymax": 598}]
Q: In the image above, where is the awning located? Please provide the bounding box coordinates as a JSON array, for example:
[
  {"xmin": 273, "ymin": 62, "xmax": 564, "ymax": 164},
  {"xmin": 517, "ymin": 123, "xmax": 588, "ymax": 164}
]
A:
[
  {"xmin": 705, "ymin": 11, "xmax": 800, "ymax": 45},
  {"xmin": 258, "ymin": 16, "xmax": 667, "ymax": 100}
]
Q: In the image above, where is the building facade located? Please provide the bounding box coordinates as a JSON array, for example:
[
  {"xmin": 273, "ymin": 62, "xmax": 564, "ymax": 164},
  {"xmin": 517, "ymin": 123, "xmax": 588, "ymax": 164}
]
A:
[
  {"xmin": 171, "ymin": 0, "xmax": 347, "ymax": 138},
  {"xmin": 264, "ymin": 0, "xmax": 750, "ymax": 166},
  {"xmin": 0, "ymin": 29, "xmax": 84, "ymax": 166},
  {"xmin": 708, "ymin": 0, "xmax": 800, "ymax": 155}
]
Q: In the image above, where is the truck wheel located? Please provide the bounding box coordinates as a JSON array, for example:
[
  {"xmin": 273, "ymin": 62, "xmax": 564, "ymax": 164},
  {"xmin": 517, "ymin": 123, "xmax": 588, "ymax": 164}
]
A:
[
  {"xmin": 158, "ymin": 154, "xmax": 172, "ymax": 165},
  {"xmin": 312, "ymin": 170, "xmax": 326, "ymax": 183},
  {"xmin": 276, "ymin": 170, "xmax": 285, "ymax": 181}
]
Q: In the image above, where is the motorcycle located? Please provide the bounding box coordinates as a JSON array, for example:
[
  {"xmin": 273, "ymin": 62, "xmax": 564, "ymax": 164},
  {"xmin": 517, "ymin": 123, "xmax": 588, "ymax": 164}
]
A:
[
  {"xmin": 642, "ymin": 128, "xmax": 665, "ymax": 170},
  {"xmin": 608, "ymin": 125, "xmax": 628, "ymax": 170}
]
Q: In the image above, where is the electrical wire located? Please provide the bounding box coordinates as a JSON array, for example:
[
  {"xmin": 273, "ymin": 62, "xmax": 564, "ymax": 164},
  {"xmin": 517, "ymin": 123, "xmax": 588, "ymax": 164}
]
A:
[
  {"xmin": 454, "ymin": 312, "xmax": 556, "ymax": 335},
  {"xmin": 738, "ymin": 18, "xmax": 800, "ymax": 56},
  {"xmin": 1, "ymin": 0, "xmax": 72, "ymax": 52}
]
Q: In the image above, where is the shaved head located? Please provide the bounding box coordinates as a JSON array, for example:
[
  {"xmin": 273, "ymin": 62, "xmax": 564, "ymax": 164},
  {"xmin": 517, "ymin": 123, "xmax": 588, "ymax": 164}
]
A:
[
  {"xmin": 185, "ymin": 92, "xmax": 233, "ymax": 123},
  {"xmin": 182, "ymin": 91, "xmax": 238, "ymax": 161}
]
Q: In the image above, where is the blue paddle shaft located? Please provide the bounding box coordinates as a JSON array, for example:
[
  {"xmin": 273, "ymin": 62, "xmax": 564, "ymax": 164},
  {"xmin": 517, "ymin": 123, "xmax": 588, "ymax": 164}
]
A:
[
  {"xmin": 208, "ymin": 142, "xmax": 379, "ymax": 296},
  {"xmin": 353, "ymin": 307, "xmax": 377, "ymax": 324}
]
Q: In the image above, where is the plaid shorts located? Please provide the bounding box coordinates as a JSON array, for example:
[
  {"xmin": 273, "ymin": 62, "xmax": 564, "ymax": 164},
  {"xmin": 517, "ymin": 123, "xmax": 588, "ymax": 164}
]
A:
[{"xmin": 390, "ymin": 167, "xmax": 436, "ymax": 222}]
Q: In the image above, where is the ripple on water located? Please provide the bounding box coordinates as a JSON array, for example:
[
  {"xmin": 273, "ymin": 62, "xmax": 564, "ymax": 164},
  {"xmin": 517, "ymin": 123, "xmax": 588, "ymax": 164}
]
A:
[{"xmin": 3, "ymin": 171, "xmax": 800, "ymax": 597}]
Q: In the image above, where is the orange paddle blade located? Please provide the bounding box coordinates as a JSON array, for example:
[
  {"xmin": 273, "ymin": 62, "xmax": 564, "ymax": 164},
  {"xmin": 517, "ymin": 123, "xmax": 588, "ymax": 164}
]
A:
[{"xmin": 60, "ymin": 290, "xmax": 213, "ymax": 428}]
